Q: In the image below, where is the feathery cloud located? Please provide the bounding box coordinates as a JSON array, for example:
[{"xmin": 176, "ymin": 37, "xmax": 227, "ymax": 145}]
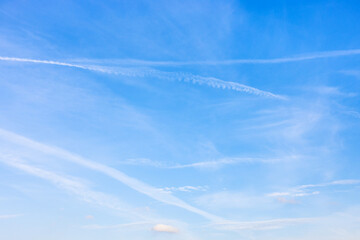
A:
[{"xmin": 0, "ymin": 128, "xmax": 222, "ymax": 222}]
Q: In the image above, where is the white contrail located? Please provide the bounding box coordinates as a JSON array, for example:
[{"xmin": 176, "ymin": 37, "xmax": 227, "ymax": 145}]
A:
[
  {"xmin": 105, "ymin": 49, "xmax": 360, "ymax": 66},
  {"xmin": 0, "ymin": 56, "xmax": 112, "ymax": 73},
  {"xmin": 0, "ymin": 128, "xmax": 222, "ymax": 222},
  {"xmin": 152, "ymin": 71, "xmax": 285, "ymax": 99},
  {"xmin": 0, "ymin": 56, "xmax": 284, "ymax": 99}
]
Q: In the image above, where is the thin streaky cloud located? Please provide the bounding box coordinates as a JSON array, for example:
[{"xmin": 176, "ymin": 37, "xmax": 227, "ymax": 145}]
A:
[
  {"xmin": 268, "ymin": 191, "xmax": 320, "ymax": 198},
  {"xmin": 0, "ymin": 155, "xmax": 145, "ymax": 219},
  {"xmin": 0, "ymin": 128, "xmax": 222, "ymax": 222},
  {"xmin": 106, "ymin": 49, "xmax": 360, "ymax": 66},
  {"xmin": 148, "ymin": 70, "xmax": 285, "ymax": 99},
  {"xmin": 159, "ymin": 185, "xmax": 208, "ymax": 193},
  {"xmin": 0, "ymin": 56, "xmax": 111, "ymax": 73},
  {"xmin": 168, "ymin": 157, "xmax": 284, "ymax": 169},
  {"xmin": 298, "ymin": 179, "xmax": 360, "ymax": 189},
  {"xmin": 0, "ymin": 133, "xmax": 325, "ymax": 232},
  {"xmin": 267, "ymin": 179, "xmax": 360, "ymax": 198},
  {"xmin": 0, "ymin": 56, "xmax": 284, "ymax": 99},
  {"xmin": 210, "ymin": 217, "xmax": 316, "ymax": 231},
  {"xmin": 120, "ymin": 156, "xmax": 288, "ymax": 169}
]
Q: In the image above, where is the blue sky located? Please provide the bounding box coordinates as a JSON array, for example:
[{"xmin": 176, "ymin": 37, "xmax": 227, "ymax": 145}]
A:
[{"xmin": 1, "ymin": 0, "xmax": 360, "ymax": 239}]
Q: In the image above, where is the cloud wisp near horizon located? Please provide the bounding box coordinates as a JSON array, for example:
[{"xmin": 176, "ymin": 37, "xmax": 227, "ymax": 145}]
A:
[
  {"xmin": 0, "ymin": 128, "xmax": 320, "ymax": 233},
  {"xmin": 0, "ymin": 128, "xmax": 223, "ymax": 222}
]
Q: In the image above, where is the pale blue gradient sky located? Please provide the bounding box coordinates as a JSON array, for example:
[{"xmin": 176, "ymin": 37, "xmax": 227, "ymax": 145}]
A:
[{"xmin": 1, "ymin": 1, "xmax": 360, "ymax": 239}]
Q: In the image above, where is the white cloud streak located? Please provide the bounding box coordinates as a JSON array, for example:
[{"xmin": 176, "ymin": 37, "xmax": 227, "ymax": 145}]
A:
[
  {"xmin": 211, "ymin": 217, "xmax": 315, "ymax": 231},
  {"xmin": 120, "ymin": 156, "xmax": 286, "ymax": 169},
  {"xmin": 0, "ymin": 56, "xmax": 111, "ymax": 73},
  {"xmin": 149, "ymin": 70, "xmax": 285, "ymax": 99},
  {"xmin": 0, "ymin": 56, "xmax": 284, "ymax": 99},
  {"xmin": 0, "ymin": 155, "xmax": 142, "ymax": 218},
  {"xmin": 0, "ymin": 137, "xmax": 317, "ymax": 232},
  {"xmin": 159, "ymin": 186, "xmax": 208, "ymax": 193},
  {"xmin": 298, "ymin": 179, "xmax": 360, "ymax": 189},
  {"xmin": 0, "ymin": 128, "xmax": 222, "ymax": 222},
  {"xmin": 267, "ymin": 179, "xmax": 360, "ymax": 198},
  {"xmin": 268, "ymin": 191, "xmax": 320, "ymax": 198},
  {"xmin": 109, "ymin": 49, "xmax": 360, "ymax": 66},
  {"xmin": 169, "ymin": 157, "xmax": 286, "ymax": 169}
]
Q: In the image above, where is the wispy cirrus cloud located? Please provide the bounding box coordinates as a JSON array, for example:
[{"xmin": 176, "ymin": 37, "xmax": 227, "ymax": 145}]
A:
[
  {"xmin": 0, "ymin": 154, "xmax": 142, "ymax": 219},
  {"xmin": 159, "ymin": 185, "xmax": 208, "ymax": 193},
  {"xmin": 267, "ymin": 179, "xmax": 360, "ymax": 198},
  {"xmin": 0, "ymin": 131, "xmax": 326, "ymax": 233},
  {"xmin": 120, "ymin": 156, "xmax": 290, "ymax": 170},
  {"xmin": 211, "ymin": 217, "xmax": 315, "ymax": 231},
  {"xmin": 0, "ymin": 128, "xmax": 222, "ymax": 222},
  {"xmin": 168, "ymin": 157, "xmax": 286, "ymax": 169},
  {"xmin": 0, "ymin": 155, "xmax": 193, "ymax": 235},
  {"xmin": 0, "ymin": 56, "xmax": 284, "ymax": 99},
  {"xmin": 268, "ymin": 191, "xmax": 320, "ymax": 198},
  {"xmin": 149, "ymin": 70, "xmax": 285, "ymax": 99},
  {"xmin": 298, "ymin": 179, "xmax": 360, "ymax": 189},
  {"xmin": 0, "ymin": 56, "xmax": 110, "ymax": 73},
  {"xmin": 95, "ymin": 49, "xmax": 360, "ymax": 66}
]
